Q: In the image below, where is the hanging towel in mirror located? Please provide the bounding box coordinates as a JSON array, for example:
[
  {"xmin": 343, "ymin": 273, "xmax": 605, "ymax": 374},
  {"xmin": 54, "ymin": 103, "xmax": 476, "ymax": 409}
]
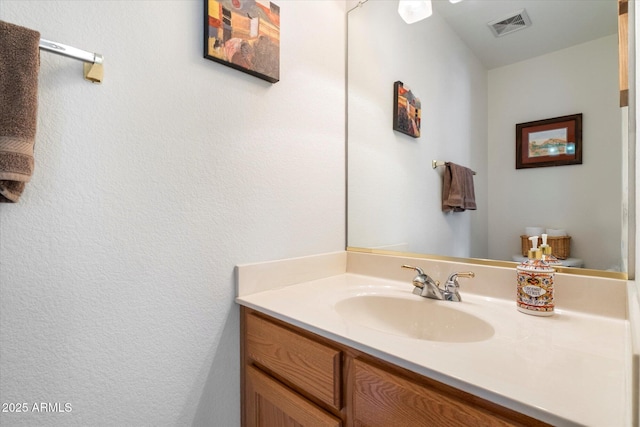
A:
[
  {"xmin": 0, "ymin": 20, "xmax": 40, "ymax": 203},
  {"xmin": 442, "ymin": 162, "xmax": 476, "ymax": 212}
]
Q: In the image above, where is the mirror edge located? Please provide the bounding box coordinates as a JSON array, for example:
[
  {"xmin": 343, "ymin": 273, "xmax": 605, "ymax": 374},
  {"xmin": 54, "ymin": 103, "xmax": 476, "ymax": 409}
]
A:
[
  {"xmin": 347, "ymin": 247, "xmax": 629, "ymax": 280},
  {"xmin": 625, "ymin": 0, "xmax": 637, "ymax": 280}
]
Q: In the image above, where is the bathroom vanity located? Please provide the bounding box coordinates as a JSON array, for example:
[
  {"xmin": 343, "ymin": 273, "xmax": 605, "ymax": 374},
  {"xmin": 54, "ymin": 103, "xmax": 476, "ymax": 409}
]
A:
[
  {"xmin": 242, "ymin": 306, "xmax": 550, "ymax": 426},
  {"xmin": 236, "ymin": 251, "xmax": 634, "ymax": 427}
]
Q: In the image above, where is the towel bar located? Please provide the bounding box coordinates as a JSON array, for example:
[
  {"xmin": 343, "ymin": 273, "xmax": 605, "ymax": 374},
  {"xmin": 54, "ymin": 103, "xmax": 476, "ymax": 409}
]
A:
[
  {"xmin": 39, "ymin": 38, "xmax": 102, "ymax": 64},
  {"xmin": 432, "ymin": 160, "xmax": 476, "ymax": 175}
]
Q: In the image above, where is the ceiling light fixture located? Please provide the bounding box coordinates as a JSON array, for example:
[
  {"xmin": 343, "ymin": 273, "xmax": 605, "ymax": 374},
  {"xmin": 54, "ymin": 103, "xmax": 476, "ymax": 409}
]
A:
[{"xmin": 398, "ymin": 0, "xmax": 433, "ymax": 24}]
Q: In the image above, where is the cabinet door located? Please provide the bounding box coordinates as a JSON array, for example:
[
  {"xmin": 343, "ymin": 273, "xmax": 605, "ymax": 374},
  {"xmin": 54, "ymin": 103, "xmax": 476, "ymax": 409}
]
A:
[
  {"xmin": 353, "ymin": 359, "xmax": 544, "ymax": 427},
  {"xmin": 245, "ymin": 311, "xmax": 342, "ymax": 410},
  {"xmin": 245, "ymin": 365, "xmax": 342, "ymax": 427}
]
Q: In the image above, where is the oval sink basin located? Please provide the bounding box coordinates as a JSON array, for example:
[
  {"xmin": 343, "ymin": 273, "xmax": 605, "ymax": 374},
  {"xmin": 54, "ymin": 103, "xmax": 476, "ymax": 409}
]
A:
[{"xmin": 334, "ymin": 295, "xmax": 494, "ymax": 343}]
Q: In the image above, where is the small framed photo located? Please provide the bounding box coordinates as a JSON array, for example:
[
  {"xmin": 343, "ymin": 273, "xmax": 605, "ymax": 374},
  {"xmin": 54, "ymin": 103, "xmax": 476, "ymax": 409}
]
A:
[
  {"xmin": 393, "ymin": 81, "xmax": 421, "ymax": 138},
  {"xmin": 516, "ymin": 114, "xmax": 582, "ymax": 169},
  {"xmin": 204, "ymin": 0, "xmax": 280, "ymax": 83}
]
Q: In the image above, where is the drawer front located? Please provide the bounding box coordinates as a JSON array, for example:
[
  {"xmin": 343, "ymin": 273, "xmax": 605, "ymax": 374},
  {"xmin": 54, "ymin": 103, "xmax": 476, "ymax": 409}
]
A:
[{"xmin": 245, "ymin": 312, "xmax": 342, "ymax": 410}]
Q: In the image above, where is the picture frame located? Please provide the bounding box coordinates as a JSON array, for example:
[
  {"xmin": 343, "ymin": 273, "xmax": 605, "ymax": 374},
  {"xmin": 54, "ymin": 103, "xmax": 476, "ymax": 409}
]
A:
[
  {"xmin": 393, "ymin": 81, "xmax": 421, "ymax": 138},
  {"xmin": 204, "ymin": 0, "xmax": 280, "ymax": 83},
  {"xmin": 515, "ymin": 113, "xmax": 582, "ymax": 169}
]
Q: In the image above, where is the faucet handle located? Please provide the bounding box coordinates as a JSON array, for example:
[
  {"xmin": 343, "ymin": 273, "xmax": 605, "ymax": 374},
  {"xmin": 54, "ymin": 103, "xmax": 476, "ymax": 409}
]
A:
[
  {"xmin": 444, "ymin": 271, "xmax": 474, "ymax": 302},
  {"xmin": 402, "ymin": 264, "xmax": 427, "ymax": 290},
  {"xmin": 402, "ymin": 265, "xmax": 440, "ymax": 292},
  {"xmin": 401, "ymin": 264, "xmax": 424, "ymax": 275},
  {"xmin": 446, "ymin": 271, "xmax": 475, "ymax": 285}
]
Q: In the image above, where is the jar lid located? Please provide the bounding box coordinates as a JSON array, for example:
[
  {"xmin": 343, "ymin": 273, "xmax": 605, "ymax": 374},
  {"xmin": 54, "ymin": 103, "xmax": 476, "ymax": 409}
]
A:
[{"xmin": 518, "ymin": 258, "xmax": 555, "ymax": 272}]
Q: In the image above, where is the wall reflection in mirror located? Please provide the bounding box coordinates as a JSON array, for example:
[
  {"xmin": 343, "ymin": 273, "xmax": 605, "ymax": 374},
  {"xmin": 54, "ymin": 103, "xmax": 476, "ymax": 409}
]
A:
[{"xmin": 347, "ymin": 0, "xmax": 627, "ymax": 273}]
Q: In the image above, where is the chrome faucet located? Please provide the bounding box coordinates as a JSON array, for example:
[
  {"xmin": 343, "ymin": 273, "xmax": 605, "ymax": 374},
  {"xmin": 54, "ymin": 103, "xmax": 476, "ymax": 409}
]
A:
[
  {"xmin": 443, "ymin": 271, "xmax": 475, "ymax": 302},
  {"xmin": 401, "ymin": 265, "xmax": 443, "ymax": 299},
  {"xmin": 401, "ymin": 265, "xmax": 474, "ymax": 302}
]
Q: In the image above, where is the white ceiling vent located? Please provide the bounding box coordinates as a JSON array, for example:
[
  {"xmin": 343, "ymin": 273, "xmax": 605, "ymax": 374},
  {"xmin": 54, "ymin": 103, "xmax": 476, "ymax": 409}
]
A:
[{"xmin": 487, "ymin": 9, "xmax": 532, "ymax": 37}]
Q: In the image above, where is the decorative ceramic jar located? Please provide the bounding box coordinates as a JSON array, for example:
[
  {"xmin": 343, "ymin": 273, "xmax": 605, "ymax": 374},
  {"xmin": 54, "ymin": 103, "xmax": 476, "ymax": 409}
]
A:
[{"xmin": 516, "ymin": 258, "xmax": 555, "ymax": 316}]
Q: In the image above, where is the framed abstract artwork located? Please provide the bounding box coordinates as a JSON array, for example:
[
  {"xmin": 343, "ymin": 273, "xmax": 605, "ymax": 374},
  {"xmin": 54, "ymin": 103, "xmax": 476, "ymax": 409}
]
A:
[
  {"xmin": 516, "ymin": 114, "xmax": 582, "ymax": 169},
  {"xmin": 393, "ymin": 81, "xmax": 421, "ymax": 138},
  {"xmin": 204, "ymin": 0, "xmax": 280, "ymax": 83}
]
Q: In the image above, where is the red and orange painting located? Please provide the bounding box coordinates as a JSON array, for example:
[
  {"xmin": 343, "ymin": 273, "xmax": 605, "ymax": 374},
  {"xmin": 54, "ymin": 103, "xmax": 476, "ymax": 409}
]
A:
[
  {"xmin": 204, "ymin": 0, "xmax": 280, "ymax": 83},
  {"xmin": 393, "ymin": 81, "xmax": 421, "ymax": 138}
]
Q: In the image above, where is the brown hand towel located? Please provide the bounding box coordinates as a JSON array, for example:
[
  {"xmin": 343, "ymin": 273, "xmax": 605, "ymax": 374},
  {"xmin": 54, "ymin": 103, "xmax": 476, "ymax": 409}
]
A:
[
  {"xmin": 442, "ymin": 162, "xmax": 476, "ymax": 212},
  {"xmin": 0, "ymin": 20, "xmax": 40, "ymax": 203}
]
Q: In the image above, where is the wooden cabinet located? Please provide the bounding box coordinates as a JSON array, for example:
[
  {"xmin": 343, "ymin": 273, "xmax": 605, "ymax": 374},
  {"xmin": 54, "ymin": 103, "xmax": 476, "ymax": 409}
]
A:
[
  {"xmin": 242, "ymin": 308, "xmax": 344, "ymax": 426},
  {"xmin": 244, "ymin": 310, "xmax": 342, "ymax": 410},
  {"xmin": 245, "ymin": 365, "xmax": 342, "ymax": 427},
  {"xmin": 241, "ymin": 307, "xmax": 550, "ymax": 427},
  {"xmin": 352, "ymin": 359, "xmax": 546, "ymax": 427}
]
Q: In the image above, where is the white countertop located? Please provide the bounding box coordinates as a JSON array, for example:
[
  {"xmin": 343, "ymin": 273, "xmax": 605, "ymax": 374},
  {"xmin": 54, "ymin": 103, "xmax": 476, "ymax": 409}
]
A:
[{"xmin": 237, "ymin": 272, "xmax": 628, "ymax": 427}]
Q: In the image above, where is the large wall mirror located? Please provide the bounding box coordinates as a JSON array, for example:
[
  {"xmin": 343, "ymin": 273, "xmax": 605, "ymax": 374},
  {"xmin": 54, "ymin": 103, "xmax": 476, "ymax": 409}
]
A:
[{"xmin": 347, "ymin": 0, "xmax": 632, "ymax": 277}]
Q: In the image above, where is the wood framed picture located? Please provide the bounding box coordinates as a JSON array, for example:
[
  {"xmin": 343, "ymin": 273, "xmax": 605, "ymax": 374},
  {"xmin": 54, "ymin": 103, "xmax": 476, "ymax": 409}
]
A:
[
  {"xmin": 204, "ymin": 0, "xmax": 280, "ymax": 83},
  {"xmin": 515, "ymin": 114, "xmax": 582, "ymax": 169},
  {"xmin": 393, "ymin": 81, "xmax": 421, "ymax": 138}
]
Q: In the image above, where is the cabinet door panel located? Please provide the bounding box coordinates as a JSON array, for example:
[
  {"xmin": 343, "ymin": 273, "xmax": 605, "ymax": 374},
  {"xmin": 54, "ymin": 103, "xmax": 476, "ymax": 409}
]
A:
[
  {"xmin": 246, "ymin": 312, "xmax": 342, "ymax": 409},
  {"xmin": 353, "ymin": 359, "xmax": 534, "ymax": 427},
  {"xmin": 246, "ymin": 365, "xmax": 342, "ymax": 427}
]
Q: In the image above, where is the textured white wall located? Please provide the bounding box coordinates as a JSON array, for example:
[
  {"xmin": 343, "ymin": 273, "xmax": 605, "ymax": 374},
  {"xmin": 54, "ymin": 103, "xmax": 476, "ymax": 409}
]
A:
[
  {"xmin": 488, "ymin": 35, "xmax": 622, "ymax": 270},
  {"xmin": 0, "ymin": 1, "xmax": 345, "ymax": 425},
  {"xmin": 347, "ymin": 0, "xmax": 488, "ymax": 258}
]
